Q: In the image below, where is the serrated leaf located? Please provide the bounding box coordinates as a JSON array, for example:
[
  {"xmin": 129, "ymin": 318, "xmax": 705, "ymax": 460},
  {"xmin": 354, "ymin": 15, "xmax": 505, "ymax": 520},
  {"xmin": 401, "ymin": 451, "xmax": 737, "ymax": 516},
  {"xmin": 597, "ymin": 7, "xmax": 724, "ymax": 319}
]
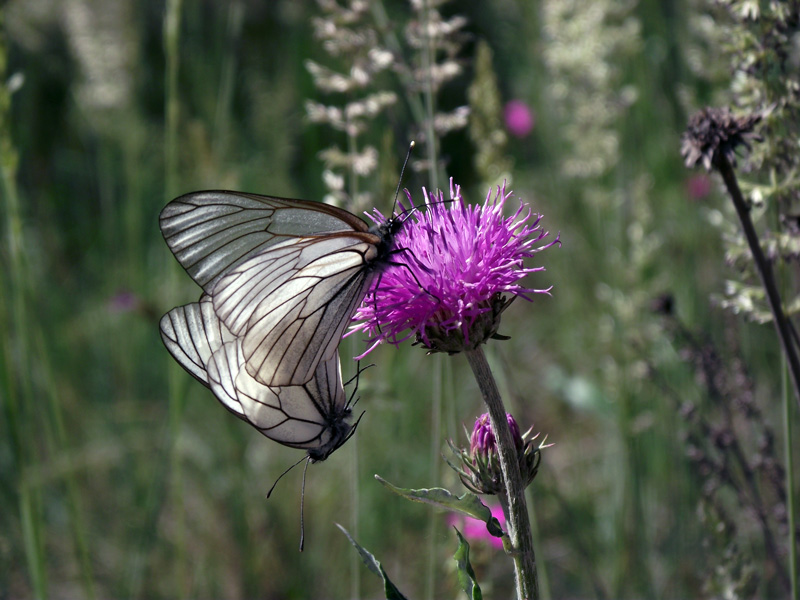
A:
[
  {"xmin": 375, "ymin": 475, "xmax": 504, "ymax": 538},
  {"xmin": 336, "ymin": 524, "xmax": 409, "ymax": 600},
  {"xmin": 453, "ymin": 528, "xmax": 483, "ymax": 600}
]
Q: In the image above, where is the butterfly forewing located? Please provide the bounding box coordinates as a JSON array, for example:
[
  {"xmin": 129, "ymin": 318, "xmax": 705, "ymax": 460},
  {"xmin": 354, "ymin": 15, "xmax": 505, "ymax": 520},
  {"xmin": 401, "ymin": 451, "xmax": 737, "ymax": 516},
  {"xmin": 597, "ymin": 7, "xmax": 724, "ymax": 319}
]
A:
[
  {"xmin": 160, "ymin": 191, "xmax": 370, "ymax": 291},
  {"xmin": 212, "ymin": 234, "xmax": 379, "ymax": 387}
]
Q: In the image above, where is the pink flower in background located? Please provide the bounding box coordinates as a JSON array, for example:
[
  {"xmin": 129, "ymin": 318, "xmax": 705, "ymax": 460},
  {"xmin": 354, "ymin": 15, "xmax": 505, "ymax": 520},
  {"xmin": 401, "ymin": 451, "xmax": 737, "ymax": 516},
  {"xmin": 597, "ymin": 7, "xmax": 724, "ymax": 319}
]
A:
[
  {"xmin": 686, "ymin": 173, "xmax": 712, "ymax": 200},
  {"xmin": 108, "ymin": 289, "xmax": 140, "ymax": 313},
  {"xmin": 504, "ymin": 100, "xmax": 535, "ymax": 138},
  {"xmin": 447, "ymin": 504, "xmax": 506, "ymax": 550}
]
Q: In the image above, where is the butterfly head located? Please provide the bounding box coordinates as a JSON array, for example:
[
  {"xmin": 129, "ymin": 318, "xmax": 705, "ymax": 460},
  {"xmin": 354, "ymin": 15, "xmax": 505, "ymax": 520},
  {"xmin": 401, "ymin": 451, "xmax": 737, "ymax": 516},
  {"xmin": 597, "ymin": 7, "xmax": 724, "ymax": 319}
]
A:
[
  {"xmin": 306, "ymin": 407, "xmax": 358, "ymax": 462},
  {"xmin": 367, "ymin": 212, "xmax": 406, "ymax": 262}
]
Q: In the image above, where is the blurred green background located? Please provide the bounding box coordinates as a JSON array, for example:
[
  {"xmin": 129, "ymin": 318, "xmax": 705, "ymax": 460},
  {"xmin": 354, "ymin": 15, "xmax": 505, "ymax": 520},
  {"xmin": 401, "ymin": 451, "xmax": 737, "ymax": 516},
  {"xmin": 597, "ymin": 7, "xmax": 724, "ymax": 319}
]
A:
[{"xmin": 1, "ymin": 1, "xmax": 792, "ymax": 599}]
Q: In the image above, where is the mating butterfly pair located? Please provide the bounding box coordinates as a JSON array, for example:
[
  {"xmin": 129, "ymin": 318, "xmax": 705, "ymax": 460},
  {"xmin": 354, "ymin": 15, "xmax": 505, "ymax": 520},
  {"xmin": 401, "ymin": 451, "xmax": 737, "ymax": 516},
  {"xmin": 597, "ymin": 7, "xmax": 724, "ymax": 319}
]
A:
[{"xmin": 159, "ymin": 191, "xmax": 404, "ymax": 461}]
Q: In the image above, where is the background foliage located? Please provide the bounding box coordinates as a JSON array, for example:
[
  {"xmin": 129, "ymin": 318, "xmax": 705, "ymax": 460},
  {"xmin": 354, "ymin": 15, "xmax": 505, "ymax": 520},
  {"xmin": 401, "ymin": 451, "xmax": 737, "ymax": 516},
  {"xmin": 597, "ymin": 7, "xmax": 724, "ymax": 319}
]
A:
[{"xmin": 0, "ymin": 0, "xmax": 794, "ymax": 598}]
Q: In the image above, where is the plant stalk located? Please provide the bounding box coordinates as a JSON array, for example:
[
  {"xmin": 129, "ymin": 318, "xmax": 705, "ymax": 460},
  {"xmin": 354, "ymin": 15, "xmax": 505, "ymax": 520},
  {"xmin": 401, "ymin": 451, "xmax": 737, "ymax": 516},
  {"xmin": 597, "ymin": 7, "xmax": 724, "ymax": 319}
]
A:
[
  {"xmin": 421, "ymin": 0, "xmax": 439, "ymax": 191},
  {"xmin": 465, "ymin": 347, "xmax": 538, "ymax": 600},
  {"xmin": 783, "ymin": 353, "xmax": 798, "ymax": 599},
  {"xmin": 715, "ymin": 154, "xmax": 800, "ymax": 412}
]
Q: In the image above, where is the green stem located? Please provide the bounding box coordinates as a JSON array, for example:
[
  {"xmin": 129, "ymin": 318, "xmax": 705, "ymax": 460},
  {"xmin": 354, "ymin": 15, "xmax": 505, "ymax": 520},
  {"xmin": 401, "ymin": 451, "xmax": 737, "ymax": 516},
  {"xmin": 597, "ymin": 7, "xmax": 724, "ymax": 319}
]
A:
[
  {"xmin": 163, "ymin": 1, "xmax": 186, "ymax": 597},
  {"xmin": 464, "ymin": 347, "xmax": 538, "ymax": 600},
  {"xmin": 425, "ymin": 353, "xmax": 443, "ymax": 600},
  {"xmin": 784, "ymin": 356, "xmax": 797, "ymax": 599},
  {"xmin": 0, "ymin": 17, "xmax": 48, "ymax": 598}
]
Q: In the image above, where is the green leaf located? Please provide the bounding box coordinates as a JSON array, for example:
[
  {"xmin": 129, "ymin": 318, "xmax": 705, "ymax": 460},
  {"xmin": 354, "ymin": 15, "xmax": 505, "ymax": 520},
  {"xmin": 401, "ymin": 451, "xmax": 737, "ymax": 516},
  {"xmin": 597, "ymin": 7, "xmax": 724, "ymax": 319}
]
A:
[
  {"xmin": 375, "ymin": 475, "xmax": 504, "ymax": 538},
  {"xmin": 335, "ymin": 524, "xmax": 409, "ymax": 600},
  {"xmin": 453, "ymin": 528, "xmax": 483, "ymax": 600}
]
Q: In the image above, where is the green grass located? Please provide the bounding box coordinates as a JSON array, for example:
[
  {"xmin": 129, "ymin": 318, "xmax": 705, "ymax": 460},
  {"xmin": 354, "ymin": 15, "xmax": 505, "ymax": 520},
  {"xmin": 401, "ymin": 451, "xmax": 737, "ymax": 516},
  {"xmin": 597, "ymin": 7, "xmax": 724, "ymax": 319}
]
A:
[{"xmin": 0, "ymin": 1, "xmax": 794, "ymax": 598}]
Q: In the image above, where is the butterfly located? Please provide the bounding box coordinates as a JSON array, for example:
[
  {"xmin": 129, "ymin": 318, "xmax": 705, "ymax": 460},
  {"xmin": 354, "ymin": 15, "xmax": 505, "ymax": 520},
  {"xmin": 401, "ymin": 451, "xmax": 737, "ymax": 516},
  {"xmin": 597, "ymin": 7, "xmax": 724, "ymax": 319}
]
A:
[{"xmin": 158, "ymin": 189, "xmax": 409, "ymax": 462}]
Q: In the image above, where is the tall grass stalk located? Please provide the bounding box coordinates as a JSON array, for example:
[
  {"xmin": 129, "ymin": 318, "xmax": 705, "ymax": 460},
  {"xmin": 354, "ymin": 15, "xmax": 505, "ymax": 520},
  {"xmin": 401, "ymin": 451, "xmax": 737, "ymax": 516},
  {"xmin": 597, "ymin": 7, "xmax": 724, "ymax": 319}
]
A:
[
  {"xmin": 414, "ymin": 4, "xmax": 448, "ymax": 594},
  {"xmin": 35, "ymin": 328, "xmax": 96, "ymax": 599},
  {"xmin": 212, "ymin": 0, "xmax": 244, "ymax": 160},
  {"xmin": 0, "ymin": 15, "xmax": 47, "ymax": 598},
  {"xmin": 370, "ymin": 1, "xmax": 426, "ymax": 126},
  {"xmin": 124, "ymin": 0, "xmax": 190, "ymax": 597},
  {"xmin": 347, "ymin": 339, "xmax": 361, "ymax": 600},
  {"xmin": 777, "ymin": 232, "xmax": 798, "ymax": 594},
  {"xmin": 420, "ymin": 0, "xmax": 439, "ymax": 192},
  {"xmin": 349, "ymin": 422, "xmax": 361, "ymax": 600},
  {"xmin": 163, "ymin": 0, "xmax": 187, "ymax": 596}
]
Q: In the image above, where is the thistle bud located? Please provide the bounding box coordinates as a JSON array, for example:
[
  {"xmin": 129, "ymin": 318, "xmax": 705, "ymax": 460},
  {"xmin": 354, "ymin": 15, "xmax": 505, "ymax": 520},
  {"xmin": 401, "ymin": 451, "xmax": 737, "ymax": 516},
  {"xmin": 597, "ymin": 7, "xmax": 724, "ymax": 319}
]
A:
[{"xmin": 448, "ymin": 412, "xmax": 546, "ymax": 495}]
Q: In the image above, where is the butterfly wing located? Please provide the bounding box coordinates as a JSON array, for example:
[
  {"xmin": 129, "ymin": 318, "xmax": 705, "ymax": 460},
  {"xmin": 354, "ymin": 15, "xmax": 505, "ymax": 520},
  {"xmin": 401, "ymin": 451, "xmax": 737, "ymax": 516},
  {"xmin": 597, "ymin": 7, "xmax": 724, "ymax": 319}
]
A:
[
  {"xmin": 159, "ymin": 191, "xmax": 369, "ymax": 292},
  {"xmin": 159, "ymin": 297, "xmax": 244, "ymax": 416},
  {"xmin": 159, "ymin": 296, "xmax": 235, "ymax": 386},
  {"xmin": 208, "ymin": 341, "xmax": 351, "ymax": 457},
  {"xmin": 212, "ymin": 233, "xmax": 380, "ymax": 387},
  {"xmin": 160, "ymin": 298, "xmax": 353, "ymax": 459}
]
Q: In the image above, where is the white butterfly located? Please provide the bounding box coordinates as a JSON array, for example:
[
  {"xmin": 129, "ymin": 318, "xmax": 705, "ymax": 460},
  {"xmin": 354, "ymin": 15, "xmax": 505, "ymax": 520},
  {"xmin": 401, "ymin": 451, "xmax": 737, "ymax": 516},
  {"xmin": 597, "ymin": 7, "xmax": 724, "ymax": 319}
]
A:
[{"xmin": 159, "ymin": 190, "xmax": 404, "ymax": 459}]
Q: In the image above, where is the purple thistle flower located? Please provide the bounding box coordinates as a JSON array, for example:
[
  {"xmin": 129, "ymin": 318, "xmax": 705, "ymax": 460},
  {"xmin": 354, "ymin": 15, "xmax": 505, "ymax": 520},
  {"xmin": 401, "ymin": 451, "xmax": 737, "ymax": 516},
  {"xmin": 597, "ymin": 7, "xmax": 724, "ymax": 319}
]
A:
[{"xmin": 349, "ymin": 179, "xmax": 560, "ymax": 356}]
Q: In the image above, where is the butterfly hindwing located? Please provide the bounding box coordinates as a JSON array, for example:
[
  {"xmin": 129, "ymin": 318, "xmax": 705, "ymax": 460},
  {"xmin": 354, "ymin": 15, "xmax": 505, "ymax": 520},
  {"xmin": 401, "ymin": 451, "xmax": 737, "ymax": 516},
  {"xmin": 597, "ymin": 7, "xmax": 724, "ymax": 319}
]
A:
[
  {"xmin": 159, "ymin": 297, "xmax": 235, "ymax": 387},
  {"xmin": 160, "ymin": 298, "xmax": 353, "ymax": 459},
  {"xmin": 233, "ymin": 348, "xmax": 349, "ymax": 451},
  {"xmin": 159, "ymin": 191, "xmax": 370, "ymax": 292}
]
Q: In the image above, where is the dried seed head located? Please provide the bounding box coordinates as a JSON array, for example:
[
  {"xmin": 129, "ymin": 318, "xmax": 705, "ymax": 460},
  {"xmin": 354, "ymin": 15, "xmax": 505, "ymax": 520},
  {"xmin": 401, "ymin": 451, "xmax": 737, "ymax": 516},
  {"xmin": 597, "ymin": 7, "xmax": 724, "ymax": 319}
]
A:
[{"xmin": 681, "ymin": 107, "xmax": 762, "ymax": 172}]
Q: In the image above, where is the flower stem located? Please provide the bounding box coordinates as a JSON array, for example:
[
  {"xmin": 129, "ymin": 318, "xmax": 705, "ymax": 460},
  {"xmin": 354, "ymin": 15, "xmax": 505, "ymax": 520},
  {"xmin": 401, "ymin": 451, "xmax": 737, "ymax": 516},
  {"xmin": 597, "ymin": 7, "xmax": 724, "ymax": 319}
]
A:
[
  {"xmin": 783, "ymin": 353, "xmax": 798, "ymax": 599},
  {"xmin": 715, "ymin": 154, "xmax": 800, "ymax": 412},
  {"xmin": 465, "ymin": 347, "xmax": 538, "ymax": 600}
]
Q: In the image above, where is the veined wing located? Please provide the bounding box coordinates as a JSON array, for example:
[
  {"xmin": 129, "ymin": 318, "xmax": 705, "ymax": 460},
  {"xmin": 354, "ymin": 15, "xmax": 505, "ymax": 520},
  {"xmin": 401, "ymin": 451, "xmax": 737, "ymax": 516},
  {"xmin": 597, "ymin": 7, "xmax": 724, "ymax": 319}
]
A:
[
  {"xmin": 212, "ymin": 233, "xmax": 379, "ymax": 387},
  {"xmin": 159, "ymin": 296, "xmax": 235, "ymax": 388},
  {"xmin": 207, "ymin": 339, "xmax": 353, "ymax": 460},
  {"xmin": 159, "ymin": 298, "xmax": 354, "ymax": 460},
  {"xmin": 159, "ymin": 191, "xmax": 369, "ymax": 292},
  {"xmin": 159, "ymin": 297, "xmax": 243, "ymax": 416}
]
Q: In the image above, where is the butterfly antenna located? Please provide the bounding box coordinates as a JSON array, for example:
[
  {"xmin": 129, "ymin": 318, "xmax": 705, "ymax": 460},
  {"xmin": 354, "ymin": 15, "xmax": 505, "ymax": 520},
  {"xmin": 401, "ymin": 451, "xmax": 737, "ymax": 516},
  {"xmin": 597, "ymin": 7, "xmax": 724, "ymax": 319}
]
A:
[
  {"xmin": 266, "ymin": 454, "xmax": 306, "ymax": 499},
  {"xmin": 343, "ymin": 361, "xmax": 374, "ymax": 388},
  {"xmin": 344, "ymin": 362, "xmax": 375, "ymax": 408},
  {"xmin": 391, "ymin": 140, "xmax": 416, "ymax": 215},
  {"xmin": 299, "ymin": 456, "xmax": 311, "ymax": 552}
]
